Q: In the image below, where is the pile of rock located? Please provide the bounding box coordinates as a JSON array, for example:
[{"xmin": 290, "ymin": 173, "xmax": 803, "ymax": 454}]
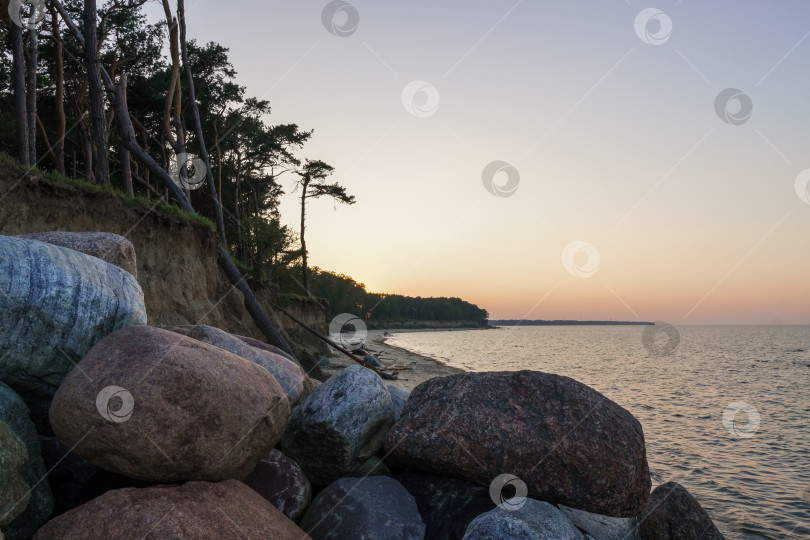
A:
[{"xmin": 0, "ymin": 233, "xmax": 724, "ymax": 539}]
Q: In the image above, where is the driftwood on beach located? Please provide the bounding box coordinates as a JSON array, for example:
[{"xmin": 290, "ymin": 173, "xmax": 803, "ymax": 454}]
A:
[{"xmin": 278, "ymin": 307, "xmax": 398, "ymax": 380}]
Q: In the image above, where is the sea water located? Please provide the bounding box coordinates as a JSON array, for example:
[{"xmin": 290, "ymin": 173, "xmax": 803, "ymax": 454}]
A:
[{"xmin": 386, "ymin": 325, "xmax": 810, "ymax": 539}]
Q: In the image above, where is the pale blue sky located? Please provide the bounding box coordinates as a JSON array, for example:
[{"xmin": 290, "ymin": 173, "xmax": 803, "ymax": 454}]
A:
[{"xmin": 144, "ymin": 1, "xmax": 810, "ymax": 323}]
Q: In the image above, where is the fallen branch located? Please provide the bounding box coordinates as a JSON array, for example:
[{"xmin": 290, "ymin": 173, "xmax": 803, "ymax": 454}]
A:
[{"xmin": 278, "ymin": 307, "xmax": 397, "ymax": 381}]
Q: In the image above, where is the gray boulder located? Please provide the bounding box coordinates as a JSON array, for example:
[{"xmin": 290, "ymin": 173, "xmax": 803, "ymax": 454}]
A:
[
  {"xmin": 558, "ymin": 505, "xmax": 640, "ymax": 540},
  {"xmin": 363, "ymin": 354, "xmax": 383, "ymax": 368},
  {"xmin": 0, "ymin": 383, "xmax": 54, "ymax": 540},
  {"xmin": 282, "ymin": 365, "xmax": 395, "ymax": 484},
  {"xmin": 396, "ymin": 472, "xmax": 494, "ymax": 540},
  {"xmin": 463, "ymin": 499, "xmax": 583, "ymax": 540},
  {"xmin": 639, "ymin": 482, "xmax": 724, "ymax": 539},
  {"xmin": 300, "ymin": 476, "xmax": 425, "ymax": 540},
  {"xmin": 387, "ymin": 385, "xmax": 410, "ymax": 421},
  {"xmin": 0, "ymin": 421, "xmax": 29, "ymax": 528},
  {"xmin": 162, "ymin": 325, "xmax": 314, "ymax": 406},
  {"xmin": 0, "ymin": 236, "xmax": 146, "ymax": 429},
  {"xmin": 236, "ymin": 334, "xmax": 301, "ymax": 365},
  {"xmin": 18, "ymin": 231, "xmax": 138, "ymax": 278}
]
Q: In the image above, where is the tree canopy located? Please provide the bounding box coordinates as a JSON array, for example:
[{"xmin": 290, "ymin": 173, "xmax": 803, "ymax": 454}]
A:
[{"xmin": 0, "ymin": 1, "xmax": 488, "ymax": 326}]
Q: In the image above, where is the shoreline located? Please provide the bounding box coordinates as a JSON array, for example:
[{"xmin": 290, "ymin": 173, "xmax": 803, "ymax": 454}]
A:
[{"xmin": 322, "ymin": 329, "xmax": 470, "ymax": 392}]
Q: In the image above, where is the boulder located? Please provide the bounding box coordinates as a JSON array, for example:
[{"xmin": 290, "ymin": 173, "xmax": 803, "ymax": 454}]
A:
[
  {"xmin": 384, "ymin": 371, "xmax": 650, "ymax": 517},
  {"xmin": 33, "ymin": 480, "xmax": 311, "ymax": 539},
  {"xmin": 463, "ymin": 500, "xmax": 583, "ymax": 539},
  {"xmin": 639, "ymin": 482, "xmax": 724, "ymax": 539},
  {"xmin": 300, "ymin": 476, "xmax": 425, "ymax": 540},
  {"xmin": 39, "ymin": 436, "xmax": 152, "ymax": 517},
  {"xmin": 162, "ymin": 324, "xmax": 313, "ymax": 406},
  {"xmin": 237, "ymin": 334, "xmax": 300, "ymax": 365},
  {"xmin": 0, "ymin": 383, "xmax": 54, "ymax": 540},
  {"xmin": 387, "ymin": 385, "xmax": 410, "ymax": 421},
  {"xmin": 242, "ymin": 449, "xmax": 312, "ymax": 523},
  {"xmin": 349, "ymin": 456, "xmax": 391, "ymax": 477},
  {"xmin": 49, "ymin": 325, "xmax": 290, "ymax": 483},
  {"xmin": 0, "ymin": 421, "xmax": 29, "ymax": 528},
  {"xmin": 558, "ymin": 505, "xmax": 640, "ymax": 540},
  {"xmin": 18, "ymin": 231, "xmax": 138, "ymax": 278},
  {"xmin": 364, "ymin": 353, "xmax": 383, "ymax": 367},
  {"xmin": 396, "ymin": 472, "xmax": 495, "ymax": 540},
  {"xmin": 282, "ymin": 365, "xmax": 395, "ymax": 485},
  {"xmin": 0, "ymin": 236, "xmax": 146, "ymax": 429}
]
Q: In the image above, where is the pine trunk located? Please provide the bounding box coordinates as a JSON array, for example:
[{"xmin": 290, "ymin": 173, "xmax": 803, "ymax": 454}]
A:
[
  {"xmin": 10, "ymin": 24, "xmax": 29, "ymax": 164},
  {"xmin": 300, "ymin": 181, "xmax": 310, "ymax": 295},
  {"xmin": 52, "ymin": 8, "xmax": 66, "ymax": 175},
  {"xmin": 83, "ymin": 0, "xmax": 108, "ymax": 186},
  {"xmin": 26, "ymin": 30, "xmax": 37, "ymax": 165}
]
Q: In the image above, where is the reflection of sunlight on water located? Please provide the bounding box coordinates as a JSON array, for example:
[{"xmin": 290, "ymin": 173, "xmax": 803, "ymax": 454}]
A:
[{"xmin": 388, "ymin": 326, "xmax": 810, "ymax": 540}]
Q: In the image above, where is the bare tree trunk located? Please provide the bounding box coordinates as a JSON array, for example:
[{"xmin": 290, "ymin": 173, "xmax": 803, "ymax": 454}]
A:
[
  {"xmin": 300, "ymin": 179, "xmax": 310, "ymax": 294},
  {"xmin": 51, "ymin": 7, "xmax": 66, "ymax": 175},
  {"xmin": 234, "ymin": 152, "xmax": 243, "ymax": 258},
  {"xmin": 78, "ymin": 117, "xmax": 93, "ymax": 180},
  {"xmin": 35, "ymin": 114, "xmax": 56, "ymax": 163},
  {"xmin": 83, "ymin": 0, "xmax": 108, "ymax": 186},
  {"xmin": 111, "ymin": 78, "xmax": 295, "ymax": 357},
  {"xmin": 26, "ymin": 30, "xmax": 38, "ymax": 164},
  {"xmin": 10, "ymin": 24, "xmax": 29, "ymax": 164},
  {"xmin": 215, "ymin": 124, "xmax": 223, "ymax": 207},
  {"xmin": 160, "ymin": 2, "xmax": 190, "ymax": 199},
  {"xmin": 121, "ymin": 146, "xmax": 133, "ymax": 196},
  {"xmin": 178, "ymin": 0, "xmax": 227, "ymax": 246}
]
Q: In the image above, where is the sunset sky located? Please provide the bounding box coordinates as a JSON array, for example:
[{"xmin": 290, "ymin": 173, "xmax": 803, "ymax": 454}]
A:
[{"xmin": 150, "ymin": 1, "xmax": 810, "ymax": 324}]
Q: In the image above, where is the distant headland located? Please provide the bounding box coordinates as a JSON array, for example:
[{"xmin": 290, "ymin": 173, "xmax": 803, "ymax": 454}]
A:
[{"xmin": 489, "ymin": 320, "xmax": 654, "ymax": 326}]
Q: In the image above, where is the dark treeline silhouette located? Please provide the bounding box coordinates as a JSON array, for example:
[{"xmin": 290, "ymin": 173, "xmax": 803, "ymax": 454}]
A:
[
  {"xmin": 291, "ymin": 267, "xmax": 489, "ymax": 325},
  {"xmin": 0, "ymin": 1, "xmax": 487, "ymax": 331},
  {"xmin": 0, "ymin": 0, "xmax": 347, "ymax": 289}
]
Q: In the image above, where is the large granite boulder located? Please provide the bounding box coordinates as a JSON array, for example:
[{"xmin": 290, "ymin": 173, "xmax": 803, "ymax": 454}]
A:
[
  {"xmin": 396, "ymin": 472, "xmax": 495, "ymax": 540},
  {"xmin": 463, "ymin": 500, "xmax": 583, "ymax": 539},
  {"xmin": 242, "ymin": 449, "xmax": 312, "ymax": 523},
  {"xmin": 0, "ymin": 383, "xmax": 54, "ymax": 540},
  {"xmin": 39, "ymin": 436, "xmax": 152, "ymax": 517},
  {"xmin": 282, "ymin": 365, "xmax": 395, "ymax": 485},
  {"xmin": 388, "ymin": 385, "xmax": 410, "ymax": 421},
  {"xmin": 49, "ymin": 325, "xmax": 290, "ymax": 483},
  {"xmin": 384, "ymin": 371, "xmax": 650, "ymax": 517},
  {"xmin": 639, "ymin": 482, "xmax": 724, "ymax": 539},
  {"xmin": 18, "ymin": 231, "xmax": 138, "ymax": 278},
  {"xmin": 558, "ymin": 504, "xmax": 640, "ymax": 540},
  {"xmin": 33, "ymin": 480, "xmax": 311, "ymax": 539},
  {"xmin": 0, "ymin": 236, "xmax": 146, "ymax": 429},
  {"xmin": 0, "ymin": 421, "xmax": 29, "ymax": 528},
  {"xmin": 162, "ymin": 324, "xmax": 313, "ymax": 406},
  {"xmin": 300, "ymin": 476, "xmax": 425, "ymax": 540}
]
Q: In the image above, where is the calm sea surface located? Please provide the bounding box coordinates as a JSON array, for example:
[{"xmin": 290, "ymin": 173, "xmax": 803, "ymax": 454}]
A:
[{"xmin": 386, "ymin": 326, "xmax": 810, "ymax": 540}]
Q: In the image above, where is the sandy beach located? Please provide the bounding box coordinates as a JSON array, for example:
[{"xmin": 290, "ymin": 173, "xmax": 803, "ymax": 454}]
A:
[{"xmin": 320, "ymin": 330, "xmax": 465, "ymax": 392}]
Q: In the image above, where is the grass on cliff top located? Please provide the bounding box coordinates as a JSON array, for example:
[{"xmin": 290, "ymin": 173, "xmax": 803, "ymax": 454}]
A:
[{"xmin": 0, "ymin": 152, "xmax": 215, "ymax": 232}]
